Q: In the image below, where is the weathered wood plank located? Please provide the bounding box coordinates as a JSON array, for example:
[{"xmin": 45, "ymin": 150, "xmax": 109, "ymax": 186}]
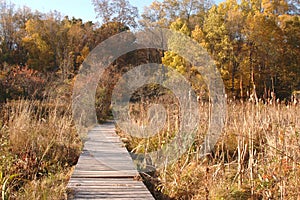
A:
[
  {"xmin": 71, "ymin": 171, "xmax": 138, "ymax": 178},
  {"xmin": 67, "ymin": 122, "xmax": 154, "ymax": 199}
]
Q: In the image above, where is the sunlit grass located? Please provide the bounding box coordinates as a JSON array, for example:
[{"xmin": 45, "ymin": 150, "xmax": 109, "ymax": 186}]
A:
[
  {"xmin": 119, "ymin": 101, "xmax": 300, "ymax": 199},
  {"xmin": 0, "ymin": 99, "xmax": 82, "ymax": 199}
]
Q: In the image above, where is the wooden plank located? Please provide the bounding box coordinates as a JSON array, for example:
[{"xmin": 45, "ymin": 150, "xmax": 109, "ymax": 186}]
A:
[
  {"xmin": 68, "ymin": 179, "xmax": 146, "ymax": 186},
  {"xmin": 71, "ymin": 170, "xmax": 138, "ymax": 178},
  {"xmin": 71, "ymin": 198, "xmax": 151, "ymax": 200},
  {"xmin": 71, "ymin": 193, "xmax": 154, "ymax": 198},
  {"xmin": 67, "ymin": 122, "xmax": 154, "ymax": 199},
  {"xmin": 68, "ymin": 183, "xmax": 146, "ymax": 188}
]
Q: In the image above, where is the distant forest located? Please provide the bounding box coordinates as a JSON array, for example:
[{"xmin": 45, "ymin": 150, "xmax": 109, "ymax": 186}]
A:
[{"xmin": 0, "ymin": 0, "xmax": 299, "ymax": 102}]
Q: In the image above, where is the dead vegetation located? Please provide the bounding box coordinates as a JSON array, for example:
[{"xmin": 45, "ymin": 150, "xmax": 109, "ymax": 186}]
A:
[
  {"xmin": 118, "ymin": 99, "xmax": 300, "ymax": 199},
  {"xmin": 0, "ymin": 99, "xmax": 82, "ymax": 199}
]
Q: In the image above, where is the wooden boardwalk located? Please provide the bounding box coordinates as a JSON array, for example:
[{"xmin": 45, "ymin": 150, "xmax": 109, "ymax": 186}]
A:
[{"xmin": 67, "ymin": 122, "xmax": 154, "ymax": 199}]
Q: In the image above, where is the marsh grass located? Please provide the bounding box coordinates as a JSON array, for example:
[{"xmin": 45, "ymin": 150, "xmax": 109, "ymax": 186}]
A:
[
  {"xmin": 119, "ymin": 100, "xmax": 300, "ymax": 199},
  {"xmin": 0, "ymin": 99, "xmax": 81, "ymax": 199}
]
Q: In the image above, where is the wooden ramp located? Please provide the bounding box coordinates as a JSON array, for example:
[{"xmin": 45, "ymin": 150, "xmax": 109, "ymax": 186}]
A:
[{"xmin": 67, "ymin": 122, "xmax": 154, "ymax": 199}]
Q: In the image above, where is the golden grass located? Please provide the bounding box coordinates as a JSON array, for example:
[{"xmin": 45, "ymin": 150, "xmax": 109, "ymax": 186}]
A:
[
  {"xmin": 120, "ymin": 101, "xmax": 300, "ymax": 199},
  {"xmin": 2, "ymin": 95, "xmax": 299, "ymax": 199},
  {"xmin": 0, "ymin": 99, "xmax": 81, "ymax": 199}
]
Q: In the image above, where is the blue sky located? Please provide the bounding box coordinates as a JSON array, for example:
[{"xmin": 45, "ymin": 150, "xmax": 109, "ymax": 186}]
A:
[{"xmin": 10, "ymin": 0, "xmax": 222, "ymax": 22}]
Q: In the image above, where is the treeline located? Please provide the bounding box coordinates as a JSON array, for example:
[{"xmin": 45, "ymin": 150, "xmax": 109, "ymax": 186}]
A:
[
  {"xmin": 0, "ymin": 1, "xmax": 132, "ymax": 74},
  {"xmin": 142, "ymin": 0, "xmax": 300, "ymax": 100},
  {"xmin": 0, "ymin": 0, "xmax": 134, "ymax": 102},
  {"xmin": 0, "ymin": 0, "xmax": 299, "ymax": 102}
]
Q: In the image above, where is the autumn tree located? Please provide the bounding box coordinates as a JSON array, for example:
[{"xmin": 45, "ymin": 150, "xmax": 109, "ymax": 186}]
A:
[
  {"xmin": 92, "ymin": 0, "xmax": 138, "ymax": 29},
  {"xmin": 22, "ymin": 16, "xmax": 58, "ymax": 71},
  {"xmin": 1, "ymin": 0, "xmax": 299, "ymax": 101},
  {"xmin": 0, "ymin": 1, "xmax": 30, "ymax": 67},
  {"xmin": 141, "ymin": 0, "xmax": 212, "ymax": 28},
  {"xmin": 196, "ymin": 0, "xmax": 300, "ymax": 99}
]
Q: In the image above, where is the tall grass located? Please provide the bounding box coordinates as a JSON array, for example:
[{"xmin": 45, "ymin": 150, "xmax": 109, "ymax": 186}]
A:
[
  {"xmin": 120, "ymin": 100, "xmax": 300, "ymax": 199},
  {"xmin": 0, "ymin": 99, "xmax": 81, "ymax": 199}
]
